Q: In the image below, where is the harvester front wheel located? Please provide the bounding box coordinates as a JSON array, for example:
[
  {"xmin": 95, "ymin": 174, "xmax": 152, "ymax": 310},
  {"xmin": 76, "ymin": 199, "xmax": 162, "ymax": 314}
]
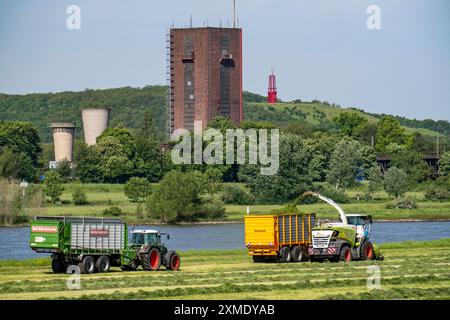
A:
[
  {"xmin": 278, "ymin": 247, "xmax": 291, "ymax": 263},
  {"xmin": 360, "ymin": 241, "xmax": 375, "ymax": 260},
  {"xmin": 79, "ymin": 256, "xmax": 95, "ymax": 274},
  {"xmin": 95, "ymin": 255, "xmax": 111, "ymax": 273},
  {"xmin": 339, "ymin": 245, "xmax": 352, "ymax": 263}
]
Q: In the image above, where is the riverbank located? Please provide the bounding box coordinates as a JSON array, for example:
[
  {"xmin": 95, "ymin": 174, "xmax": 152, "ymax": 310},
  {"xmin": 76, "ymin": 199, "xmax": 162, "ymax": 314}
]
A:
[
  {"xmin": 3, "ymin": 184, "xmax": 450, "ymax": 226},
  {"xmin": 0, "ymin": 238, "xmax": 449, "ymax": 300}
]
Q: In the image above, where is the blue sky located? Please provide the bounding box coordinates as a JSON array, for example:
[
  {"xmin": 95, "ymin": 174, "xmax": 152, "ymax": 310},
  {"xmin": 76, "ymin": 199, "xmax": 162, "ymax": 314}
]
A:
[{"xmin": 0, "ymin": 0, "xmax": 449, "ymax": 121}]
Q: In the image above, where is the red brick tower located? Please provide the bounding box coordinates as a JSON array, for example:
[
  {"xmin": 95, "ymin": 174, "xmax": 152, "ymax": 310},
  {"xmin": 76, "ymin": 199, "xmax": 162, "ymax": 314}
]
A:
[{"xmin": 169, "ymin": 27, "xmax": 243, "ymax": 133}]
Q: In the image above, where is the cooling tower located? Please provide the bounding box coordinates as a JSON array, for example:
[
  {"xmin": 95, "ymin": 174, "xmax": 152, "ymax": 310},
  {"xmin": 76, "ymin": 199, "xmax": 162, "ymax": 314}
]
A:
[
  {"xmin": 81, "ymin": 108, "xmax": 110, "ymax": 145},
  {"xmin": 50, "ymin": 122, "xmax": 76, "ymax": 162}
]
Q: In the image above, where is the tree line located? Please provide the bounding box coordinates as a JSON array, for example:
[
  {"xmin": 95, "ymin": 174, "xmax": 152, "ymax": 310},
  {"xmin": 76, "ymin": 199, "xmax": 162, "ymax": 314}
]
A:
[{"xmin": 2, "ymin": 109, "xmax": 450, "ymax": 223}]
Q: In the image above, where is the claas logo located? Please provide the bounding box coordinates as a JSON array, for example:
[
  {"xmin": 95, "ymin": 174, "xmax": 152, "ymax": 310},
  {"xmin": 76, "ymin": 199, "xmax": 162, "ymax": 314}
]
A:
[{"xmin": 31, "ymin": 226, "xmax": 58, "ymax": 233}]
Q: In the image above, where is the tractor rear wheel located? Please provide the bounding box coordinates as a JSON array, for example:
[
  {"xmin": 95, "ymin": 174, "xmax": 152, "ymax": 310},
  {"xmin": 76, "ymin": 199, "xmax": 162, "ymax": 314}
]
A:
[
  {"xmin": 278, "ymin": 247, "xmax": 291, "ymax": 263},
  {"xmin": 339, "ymin": 245, "xmax": 352, "ymax": 263},
  {"xmin": 95, "ymin": 256, "xmax": 111, "ymax": 273},
  {"xmin": 360, "ymin": 241, "xmax": 375, "ymax": 260},
  {"xmin": 141, "ymin": 248, "xmax": 161, "ymax": 271},
  {"xmin": 79, "ymin": 256, "xmax": 95, "ymax": 274},
  {"xmin": 165, "ymin": 252, "xmax": 181, "ymax": 271}
]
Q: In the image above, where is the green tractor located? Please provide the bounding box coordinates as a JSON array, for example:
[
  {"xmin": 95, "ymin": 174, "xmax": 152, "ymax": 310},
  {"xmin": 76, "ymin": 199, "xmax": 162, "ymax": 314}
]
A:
[
  {"xmin": 303, "ymin": 192, "xmax": 384, "ymax": 263},
  {"xmin": 121, "ymin": 228, "xmax": 181, "ymax": 271},
  {"xmin": 30, "ymin": 217, "xmax": 180, "ymax": 273}
]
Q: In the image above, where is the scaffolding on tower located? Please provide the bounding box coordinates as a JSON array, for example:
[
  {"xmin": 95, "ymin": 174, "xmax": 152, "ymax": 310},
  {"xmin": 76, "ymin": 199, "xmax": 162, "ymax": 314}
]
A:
[
  {"xmin": 268, "ymin": 69, "xmax": 277, "ymax": 103},
  {"xmin": 166, "ymin": 28, "xmax": 173, "ymax": 138}
]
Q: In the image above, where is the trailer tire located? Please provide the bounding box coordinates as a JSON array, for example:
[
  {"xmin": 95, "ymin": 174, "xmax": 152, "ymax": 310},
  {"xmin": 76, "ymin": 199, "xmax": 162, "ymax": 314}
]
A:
[
  {"xmin": 166, "ymin": 252, "xmax": 181, "ymax": 271},
  {"xmin": 339, "ymin": 245, "xmax": 352, "ymax": 263},
  {"xmin": 95, "ymin": 256, "xmax": 111, "ymax": 273},
  {"xmin": 278, "ymin": 247, "xmax": 291, "ymax": 263},
  {"xmin": 79, "ymin": 256, "xmax": 95, "ymax": 274},
  {"xmin": 360, "ymin": 241, "xmax": 375, "ymax": 260},
  {"xmin": 141, "ymin": 248, "xmax": 161, "ymax": 271},
  {"xmin": 51, "ymin": 258, "xmax": 64, "ymax": 273},
  {"xmin": 290, "ymin": 246, "xmax": 301, "ymax": 262}
]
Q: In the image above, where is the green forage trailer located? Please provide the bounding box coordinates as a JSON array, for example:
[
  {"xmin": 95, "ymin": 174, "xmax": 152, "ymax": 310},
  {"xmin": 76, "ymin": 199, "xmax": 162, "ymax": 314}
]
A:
[{"xmin": 30, "ymin": 216, "xmax": 180, "ymax": 274}]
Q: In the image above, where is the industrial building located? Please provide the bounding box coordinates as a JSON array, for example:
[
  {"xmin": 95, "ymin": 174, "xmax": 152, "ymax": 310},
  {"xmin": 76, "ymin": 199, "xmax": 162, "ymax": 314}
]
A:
[
  {"xmin": 168, "ymin": 27, "xmax": 243, "ymax": 134},
  {"xmin": 50, "ymin": 122, "xmax": 76, "ymax": 163},
  {"xmin": 81, "ymin": 108, "xmax": 110, "ymax": 145}
]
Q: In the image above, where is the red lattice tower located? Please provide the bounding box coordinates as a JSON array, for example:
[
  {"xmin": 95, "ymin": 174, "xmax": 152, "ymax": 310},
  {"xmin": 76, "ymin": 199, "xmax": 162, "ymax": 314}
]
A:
[{"xmin": 267, "ymin": 69, "xmax": 277, "ymax": 103}]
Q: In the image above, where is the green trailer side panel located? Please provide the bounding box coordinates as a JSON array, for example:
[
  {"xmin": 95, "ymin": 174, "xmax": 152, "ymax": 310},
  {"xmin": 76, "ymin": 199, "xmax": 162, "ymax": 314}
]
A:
[{"xmin": 30, "ymin": 221, "xmax": 62, "ymax": 251}]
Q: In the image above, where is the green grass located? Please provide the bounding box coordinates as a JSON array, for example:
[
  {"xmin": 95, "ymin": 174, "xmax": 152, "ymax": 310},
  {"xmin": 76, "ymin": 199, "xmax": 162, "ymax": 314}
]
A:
[
  {"xmin": 226, "ymin": 201, "xmax": 450, "ymax": 221},
  {"xmin": 0, "ymin": 239, "xmax": 449, "ymax": 300}
]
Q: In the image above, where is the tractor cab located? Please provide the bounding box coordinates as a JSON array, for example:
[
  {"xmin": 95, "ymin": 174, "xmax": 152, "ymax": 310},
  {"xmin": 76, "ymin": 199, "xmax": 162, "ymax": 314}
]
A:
[
  {"xmin": 346, "ymin": 214, "xmax": 372, "ymax": 242},
  {"xmin": 130, "ymin": 229, "xmax": 169, "ymax": 247}
]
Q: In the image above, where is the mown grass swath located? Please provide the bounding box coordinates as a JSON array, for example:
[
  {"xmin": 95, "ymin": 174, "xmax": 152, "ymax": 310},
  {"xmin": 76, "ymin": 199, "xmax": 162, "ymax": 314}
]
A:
[{"xmin": 0, "ymin": 239, "xmax": 449, "ymax": 300}]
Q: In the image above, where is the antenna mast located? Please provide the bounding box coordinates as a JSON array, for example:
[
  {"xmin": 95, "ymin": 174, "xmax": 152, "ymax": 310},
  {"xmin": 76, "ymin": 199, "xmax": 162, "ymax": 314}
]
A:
[{"xmin": 233, "ymin": 0, "xmax": 236, "ymax": 28}]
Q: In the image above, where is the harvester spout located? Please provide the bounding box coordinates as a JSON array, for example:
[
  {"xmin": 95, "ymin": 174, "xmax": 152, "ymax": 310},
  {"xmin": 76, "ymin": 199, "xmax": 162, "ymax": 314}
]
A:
[{"xmin": 302, "ymin": 192, "xmax": 348, "ymax": 225}]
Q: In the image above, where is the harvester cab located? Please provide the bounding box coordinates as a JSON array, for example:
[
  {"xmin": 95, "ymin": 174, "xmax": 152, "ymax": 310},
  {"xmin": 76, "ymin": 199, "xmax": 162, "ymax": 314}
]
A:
[
  {"xmin": 347, "ymin": 214, "xmax": 372, "ymax": 244},
  {"xmin": 303, "ymin": 192, "xmax": 383, "ymax": 262}
]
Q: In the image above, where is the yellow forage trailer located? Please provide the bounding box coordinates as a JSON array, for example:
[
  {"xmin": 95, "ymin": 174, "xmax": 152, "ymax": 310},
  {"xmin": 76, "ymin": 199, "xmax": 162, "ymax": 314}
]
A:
[{"xmin": 245, "ymin": 213, "xmax": 315, "ymax": 263}]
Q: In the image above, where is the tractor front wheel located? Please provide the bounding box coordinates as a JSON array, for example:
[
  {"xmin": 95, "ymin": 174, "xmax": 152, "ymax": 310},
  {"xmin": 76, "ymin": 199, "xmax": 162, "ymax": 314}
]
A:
[{"xmin": 165, "ymin": 252, "xmax": 181, "ymax": 271}]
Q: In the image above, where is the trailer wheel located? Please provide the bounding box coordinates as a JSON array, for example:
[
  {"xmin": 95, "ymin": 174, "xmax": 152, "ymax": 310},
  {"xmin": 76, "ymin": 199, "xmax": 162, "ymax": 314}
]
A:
[
  {"xmin": 278, "ymin": 247, "xmax": 291, "ymax": 263},
  {"xmin": 360, "ymin": 241, "xmax": 375, "ymax": 260},
  {"xmin": 79, "ymin": 256, "xmax": 95, "ymax": 274},
  {"xmin": 339, "ymin": 245, "xmax": 352, "ymax": 263},
  {"xmin": 95, "ymin": 256, "xmax": 111, "ymax": 273},
  {"xmin": 290, "ymin": 246, "xmax": 301, "ymax": 262},
  {"xmin": 51, "ymin": 258, "xmax": 64, "ymax": 273},
  {"xmin": 166, "ymin": 252, "xmax": 181, "ymax": 271}
]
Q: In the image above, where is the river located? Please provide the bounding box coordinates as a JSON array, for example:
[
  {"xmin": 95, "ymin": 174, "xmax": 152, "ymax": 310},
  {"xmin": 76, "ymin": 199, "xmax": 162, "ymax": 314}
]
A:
[{"xmin": 1, "ymin": 221, "xmax": 450, "ymax": 260}]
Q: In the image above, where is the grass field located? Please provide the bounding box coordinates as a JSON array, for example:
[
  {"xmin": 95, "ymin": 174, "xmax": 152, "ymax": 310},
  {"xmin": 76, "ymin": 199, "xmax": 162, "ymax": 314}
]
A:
[
  {"xmin": 0, "ymin": 239, "xmax": 449, "ymax": 300},
  {"xmin": 33, "ymin": 184, "xmax": 450, "ymax": 224}
]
